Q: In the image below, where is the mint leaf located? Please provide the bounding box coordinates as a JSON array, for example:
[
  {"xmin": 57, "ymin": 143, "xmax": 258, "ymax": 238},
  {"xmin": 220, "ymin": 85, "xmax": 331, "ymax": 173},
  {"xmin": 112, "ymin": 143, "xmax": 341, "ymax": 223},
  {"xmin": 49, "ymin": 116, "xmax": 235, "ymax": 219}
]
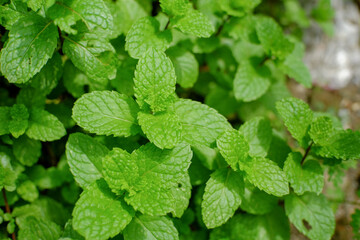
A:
[
  {"xmin": 0, "ymin": 107, "xmax": 11, "ymax": 135},
  {"xmin": 255, "ymin": 16, "xmax": 294, "ymax": 59},
  {"xmin": 17, "ymin": 180, "xmax": 39, "ymax": 202},
  {"xmin": 233, "ymin": 59, "xmax": 271, "ymax": 102},
  {"xmin": 134, "ymin": 48, "xmax": 176, "ymax": 112},
  {"xmin": 167, "ymin": 47, "xmax": 199, "ymax": 88},
  {"xmin": 47, "ymin": 0, "xmax": 113, "ymax": 35},
  {"xmin": 9, "ymin": 104, "xmax": 29, "ymax": 138},
  {"xmin": 63, "ymin": 34, "xmax": 117, "ymax": 82},
  {"xmin": 26, "ymin": 108, "xmax": 66, "ymax": 141},
  {"xmin": 240, "ymin": 181, "xmax": 278, "ymax": 215},
  {"xmin": 239, "ymin": 117, "xmax": 272, "ymax": 157},
  {"xmin": 103, "ymin": 143, "xmax": 192, "ymax": 216},
  {"xmin": 160, "ymin": 0, "xmax": 190, "ymax": 16},
  {"xmin": 72, "ymin": 91, "xmax": 140, "ymax": 137},
  {"xmin": 216, "ymin": 129, "xmax": 250, "ymax": 171},
  {"xmin": 66, "ymin": 133, "xmax": 109, "ymax": 188},
  {"xmin": 16, "ymin": 87, "xmax": 46, "ymax": 109},
  {"xmin": 284, "ymin": 152, "xmax": 323, "ymax": 195},
  {"xmin": 175, "ymin": 99, "xmax": 231, "ymax": 146},
  {"xmin": 173, "ymin": 9, "xmax": 215, "ymax": 38},
  {"xmin": 18, "ymin": 216, "xmax": 61, "ymax": 240},
  {"xmin": 279, "ymin": 41, "xmax": 311, "ymax": 88},
  {"xmin": 60, "ymin": 220, "xmax": 84, "ymax": 240},
  {"xmin": 0, "ymin": 14, "xmax": 58, "ymax": 83},
  {"xmin": 169, "ymin": 173, "xmax": 192, "ymax": 218},
  {"xmin": 218, "ymin": 0, "xmax": 261, "ymax": 17},
  {"xmin": 30, "ymin": 52, "xmax": 63, "ymax": 95},
  {"xmin": 125, "ymin": 17, "xmax": 172, "ymax": 59},
  {"xmin": 73, "ymin": 180, "xmax": 134, "ymax": 240},
  {"xmin": 13, "ymin": 135, "xmax": 41, "ymax": 166},
  {"xmin": 276, "ymin": 97, "xmax": 313, "ymax": 146},
  {"xmin": 285, "ymin": 192, "xmax": 335, "ymax": 240},
  {"xmin": 202, "ymin": 168, "xmax": 244, "ymax": 228},
  {"xmin": 309, "ymin": 116, "xmax": 335, "ymax": 146},
  {"xmin": 124, "ymin": 215, "xmax": 179, "ymax": 240},
  {"xmin": 0, "ymin": 4, "xmax": 25, "ymax": 30},
  {"xmin": 138, "ymin": 111, "xmax": 181, "ymax": 149},
  {"xmin": 245, "ymin": 157, "xmax": 289, "ymax": 197},
  {"xmin": 0, "ymin": 152, "xmax": 17, "ymax": 192}
]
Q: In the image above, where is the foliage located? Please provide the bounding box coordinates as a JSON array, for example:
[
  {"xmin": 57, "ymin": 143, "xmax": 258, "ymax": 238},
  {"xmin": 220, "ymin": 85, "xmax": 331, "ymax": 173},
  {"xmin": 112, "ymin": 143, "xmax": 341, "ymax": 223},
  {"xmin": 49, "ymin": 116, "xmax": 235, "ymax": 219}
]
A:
[{"xmin": 0, "ymin": 0, "xmax": 356, "ymax": 240}]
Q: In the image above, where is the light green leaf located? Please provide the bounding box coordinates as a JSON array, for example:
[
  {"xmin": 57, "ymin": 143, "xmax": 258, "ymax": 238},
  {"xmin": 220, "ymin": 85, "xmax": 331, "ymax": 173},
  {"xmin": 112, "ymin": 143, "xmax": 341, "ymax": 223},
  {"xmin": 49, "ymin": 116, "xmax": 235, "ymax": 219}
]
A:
[
  {"xmin": 0, "ymin": 152, "xmax": 17, "ymax": 192},
  {"xmin": 47, "ymin": 0, "xmax": 113, "ymax": 35},
  {"xmin": 255, "ymin": 16, "xmax": 294, "ymax": 59},
  {"xmin": 202, "ymin": 168, "xmax": 244, "ymax": 229},
  {"xmin": 125, "ymin": 17, "xmax": 172, "ymax": 59},
  {"xmin": 239, "ymin": 117, "xmax": 272, "ymax": 157},
  {"xmin": 17, "ymin": 180, "xmax": 39, "ymax": 202},
  {"xmin": 167, "ymin": 47, "xmax": 199, "ymax": 88},
  {"xmin": 9, "ymin": 104, "xmax": 29, "ymax": 138},
  {"xmin": 234, "ymin": 59, "xmax": 271, "ymax": 102},
  {"xmin": 124, "ymin": 215, "xmax": 179, "ymax": 240},
  {"xmin": 13, "ymin": 135, "xmax": 41, "ymax": 166},
  {"xmin": 0, "ymin": 4, "xmax": 26, "ymax": 30},
  {"xmin": 30, "ymin": 52, "xmax": 63, "ymax": 95},
  {"xmin": 245, "ymin": 157, "xmax": 289, "ymax": 197},
  {"xmin": 138, "ymin": 111, "xmax": 181, "ymax": 149},
  {"xmin": 175, "ymin": 99, "xmax": 231, "ymax": 146},
  {"xmin": 160, "ymin": 0, "xmax": 190, "ymax": 16},
  {"xmin": 103, "ymin": 143, "xmax": 192, "ymax": 216},
  {"xmin": 218, "ymin": 0, "xmax": 261, "ymax": 17},
  {"xmin": 216, "ymin": 129, "xmax": 250, "ymax": 171},
  {"xmin": 73, "ymin": 180, "xmax": 134, "ymax": 240},
  {"xmin": 276, "ymin": 97, "xmax": 313, "ymax": 146},
  {"xmin": 72, "ymin": 91, "xmax": 140, "ymax": 137},
  {"xmin": 0, "ymin": 14, "xmax": 58, "ymax": 83},
  {"xmin": 134, "ymin": 48, "xmax": 176, "ymax": 112},
  {"xmin": 284, "ymin": 152, "xmax": 323, "ymax": 195},
  {"xmin": 285, "ymin": 193, "xmax": 335, "ymax": 240},
  {"xmin": 66, "ymin": 133, "xmax": 109, "ymax": 188},
  {"xmin": 18, "ymin": 216, "xmax": 61, "ymax": 240},
  {"xmin": 169, "ymin": 173, "xmax": 191, "ymax": 218},
  {"xmin": 240, "ymin": 181, "xmax": 278, "ymax": 215},
  {"xmin": 63, "ymin": 35, "xmax": 117, "ymax": 83},
  {"xmin": 0, "ymin": 107, "xmax": 11, "ymax": 135},
  {"xmin": 279, "ymin": 41, "xmax": 311, "ymax": 88},
  {"xmin": 173, "ymin": 9, "xmax": 215, "ymax": 38},
  {"xmin": 60, "ymin": 220, "xmax": 85, "ymax": 240},
  {"xmin": 26, "ymin": 108, "xmax": 66, "ymax": 141},
  {"xmin": 309, "ymin": 116, "xmax": 335, "ymax": 146}
]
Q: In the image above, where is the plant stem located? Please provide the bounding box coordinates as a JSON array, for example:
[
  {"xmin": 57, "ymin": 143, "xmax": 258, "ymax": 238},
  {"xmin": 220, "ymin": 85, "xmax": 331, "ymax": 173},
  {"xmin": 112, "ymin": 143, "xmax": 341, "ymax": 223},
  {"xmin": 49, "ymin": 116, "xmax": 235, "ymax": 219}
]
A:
[
  {"xmin": 301, "ymin": 141, "xmax": 313, "ymax": 165},
  {"xmin": 215, "ymin": 15, "xmax": 231, "ymax": 36},
  {"xmin": 2, "ymin": 189, "xmax": 16, "ymax": 240}
]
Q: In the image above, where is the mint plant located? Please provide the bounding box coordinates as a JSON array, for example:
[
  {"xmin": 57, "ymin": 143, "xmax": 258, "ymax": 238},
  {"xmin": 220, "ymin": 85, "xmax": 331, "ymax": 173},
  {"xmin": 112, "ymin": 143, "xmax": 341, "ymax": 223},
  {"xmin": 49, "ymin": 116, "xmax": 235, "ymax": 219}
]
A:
[{"xmin": 0, "ymin": 0, "xmax": 358, "ymax": 239}]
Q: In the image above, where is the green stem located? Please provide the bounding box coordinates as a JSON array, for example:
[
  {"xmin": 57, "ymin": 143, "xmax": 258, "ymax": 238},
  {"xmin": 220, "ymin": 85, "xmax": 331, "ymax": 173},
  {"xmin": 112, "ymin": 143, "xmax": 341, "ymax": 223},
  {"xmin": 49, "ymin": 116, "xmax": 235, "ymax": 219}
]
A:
[
  {"xmin": 301, "ymin": 141, "xmax": 313, "ymax": 165},
  {"xmin": 2, "ymin": 189, "xmax": 16, "ymax": 240}
]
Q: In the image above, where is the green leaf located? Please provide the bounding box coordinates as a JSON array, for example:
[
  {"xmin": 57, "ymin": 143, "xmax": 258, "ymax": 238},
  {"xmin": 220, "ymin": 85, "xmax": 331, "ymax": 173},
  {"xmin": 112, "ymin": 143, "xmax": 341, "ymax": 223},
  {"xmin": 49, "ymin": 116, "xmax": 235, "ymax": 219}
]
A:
[
  {"xmin": 284, "ymin": 152, "xmax": 323, "ymax": 195},
  {"xmin": 47, "ymin": 0, "xmax": 113, "ymax": 35},
  {"xmin": 13, "ymin": 135, "xmax": 41, "ymax": 166},
  {"xmin": 124, "ymin": 215, "xmax": 179, "ymax": 240},
  {"xmin": 309, "ymin": 116, "xmax": 335, "ymax": 146},
  {"xmin": 218, "ymin": 0, "xmax": 261, "ymax": 17},
  {"xmin": 169, "ymin": 173, "xmax": 192, "ymax": 218},
  {"xmin": 125, "ymin": 17, "xmax": 172, "ymax": 59},
  {"xmin": 351, "ymin": 209, "xmax": 360, "ymax": 240},
  {"xmin": 239, "ymin": 117, "xmax": 272, "ymax": 157},
  {"xmin": 138, "ymin": 111, "xmax": 181, "ymax": 149},
  {"xmin": 26, "ymin": 108, "xmax": 66, "ymax": 141},
  {"xmin": 16, "ymin": 87, "xmax": 46, "ymax": 109},
  {"xmin": 285, "ymin": 192, "xmax": 335, "ymax": 240},
  {"xmin": 0, "ymin": 4, "xmax": 26, "ymax": 30},
  {"xmin": 167, "ymin": 47, "xmax": 199, "ymax": 88},
  {"xmin": 175, "ymin": 99, "xmax": 231, "ymax": 146},
  {"xmin": 0, "ymin": 107, "xmax": 11, "ymax": 135},
  {"xmin": 245, "ymin": 157, "xmax": 289, "ymax": 197},
  {"xmin": 255, "ymin": 16, "xmax": 294, "ymax": 59},
  {"xmin": 216, "ymin": 129, "xmax": 250, "ymax": 171},
  {"xmin": 103, "ymin": 143, "xmax": 192, "ymax": 216},
  {"xmin": 72, "ymin": 91, "xmax": 140, "ymax": 137},
  {"xmin": 134, "ymin": 48, "xmax": 176, "ymax": 112},
  {"xmin": 240, "ymin": 181, "xmax": 278, "ymax": 215},
  {"xmin": 279, "ymin": 41, "xmax": 311, "ymax": 88},
  {"xmin": 9, "ymin": 104, "xmax": 29, "ymax": 138},
  {"xmin": 0, "ymin": 152, "xmax": 17, "ymax": 192},
  {"xmin": 16, "ymin": 180, "xmax": 39, "ymax": 202},
  {"xmin": 60, "ymin": 220, "xmax": 85, "ymax": 240},
  {"xmin": 202, "ymin": 168, "xmax": 244, "ymax": 228},
  {"xmin": 160, "ymin": 0, "xmax": 190, "ymax": 16},
  {"xmin": 276, "ymin": 97, "xmax": 313, "ymax": 146},
  {"xmin": 63, "ymin": 35, "xmax": 117, "ymax": 83},
  {"xmin": 233, "ymin": 59, "xmax": 271, "ymax": 102},
  {"xmin": 0, "ymin": 14, "xmax": 58, "ymax": 83},
  {"xmin": 30, "ymin": 52, "xmax": 63, "ymax": 95},
  {"xmin": 18, "ymin": 216, "xmax": 61, "ymax": 240},
  {"xmin": 173, "ymin": 9, "xmax": 215, "ymax": 38},
  {"xmin": 66, "ymin": 133, "xmax": 109, "ymax": 188},
  {"xmin": 72, "ymin": 180, "xmax": 134, "ymax": 240}
]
